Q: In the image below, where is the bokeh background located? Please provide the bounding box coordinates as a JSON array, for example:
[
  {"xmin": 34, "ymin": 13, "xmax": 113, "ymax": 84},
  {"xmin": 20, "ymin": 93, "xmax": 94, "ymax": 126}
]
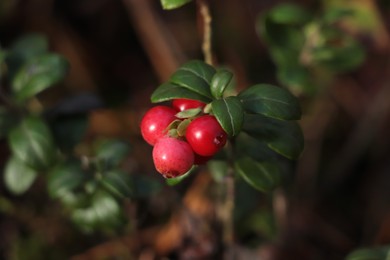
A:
[{"xmin": 1, "ymin": 0, "xmax": 390, "ymax": 259}]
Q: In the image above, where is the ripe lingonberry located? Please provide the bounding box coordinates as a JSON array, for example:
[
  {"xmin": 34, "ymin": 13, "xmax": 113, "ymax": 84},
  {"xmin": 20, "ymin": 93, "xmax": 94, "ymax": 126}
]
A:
[
  {"xmin": 140, "ymin": 106, "xmax": 177, "ymax": 146},
  {"xmin": 172, "ymin": 98, "xmax": 206, "ymax": 112},
  {"xmin": 153, "ymin": 136, "xmax": 194, "ymax": 178},
  {"xmin": 185, "ymin": 115, "xmax": 227, "ymax": 156}
]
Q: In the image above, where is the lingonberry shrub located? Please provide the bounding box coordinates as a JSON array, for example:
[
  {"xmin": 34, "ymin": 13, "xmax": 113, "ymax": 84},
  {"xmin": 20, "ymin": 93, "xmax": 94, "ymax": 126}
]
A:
[
  {"xmin": 185, "ymin": 115, "xmax": 227, "ymax": 156},
  {"xmin": 140, "ymin": 105, "xmax": 177, "ymax": 145},
  {"xmin": 152, "ymin": 136, "xmax": 194, "ymax": 178},
  {"xmin": 142, "ymin": 59, "xmax": 303, "ymax": 192}
]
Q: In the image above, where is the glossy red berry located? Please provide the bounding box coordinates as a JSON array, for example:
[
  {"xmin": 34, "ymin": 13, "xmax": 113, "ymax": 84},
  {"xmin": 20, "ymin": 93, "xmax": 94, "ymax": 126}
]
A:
[
  {"xmin": 140, "ymin": 106, "xmax": 177, "ymax": 146},
  {"xmin": 172, "ymin": 98, "xmax": 206, "ymax": 112},
  {"xmin": 185, "ymin": 115, "xmax": 227, "ymax": 156},
  {"xmin": 152, "ymin": 136, "xmax": 194, "ymax": 178}
]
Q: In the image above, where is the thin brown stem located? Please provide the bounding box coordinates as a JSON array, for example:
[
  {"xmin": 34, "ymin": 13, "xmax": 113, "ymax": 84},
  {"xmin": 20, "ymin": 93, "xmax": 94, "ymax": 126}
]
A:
[{"xmin": 198, "ymin": 0, "xmax": 213, "ymax": 65}]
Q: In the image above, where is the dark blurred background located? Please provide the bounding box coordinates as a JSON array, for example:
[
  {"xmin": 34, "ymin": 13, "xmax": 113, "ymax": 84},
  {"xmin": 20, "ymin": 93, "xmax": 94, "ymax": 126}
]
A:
[{"xmin": 1, "ymin": 0, "xmax": 390, "ymax": 259}]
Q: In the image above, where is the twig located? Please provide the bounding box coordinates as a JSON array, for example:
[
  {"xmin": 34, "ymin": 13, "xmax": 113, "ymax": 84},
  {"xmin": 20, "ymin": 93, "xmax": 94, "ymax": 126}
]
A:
[{"xmin": 198, "ymin": 0, "xmax": 213, "ymax": 65}]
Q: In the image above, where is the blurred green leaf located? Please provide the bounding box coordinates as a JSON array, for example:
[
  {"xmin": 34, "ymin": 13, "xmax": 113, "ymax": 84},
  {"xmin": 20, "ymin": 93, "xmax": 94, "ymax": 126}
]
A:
[
  {"xmin": 210, "ymin": 69, "xmax": 233, "ymax": 99},
  {"xmin": 8, "ymin": 116, "xmax": 57, "ymax": 169},
  {"xmin": 12, "ymin": 53, "xmax": 69, "ymax": 102},
  {"xmin": 242, "ymin": 114, "xmax": 304, "ymax": 160},
  {"xmin": 211, "ymin": 96, "xmax": 244, "ymax": 137},
  {"xmin": 207, "ymin": 160, "xmax": 229, "ymax": 182},
  {"xmin": 160, "ymin": 0, "xmax": 192, "ymax": 10},
  {"xmin": 268, "ymin": 3, "xmax": 312, "ymax": 25},
  {"xmin": 131, "ymin": 175, "xmax": 162, "ymax": 198},
  {"xmin": 323, "ymin": 8, "xmax": 355, "ymax": 24},
  {"xmin": 101, "ymin": 170, "xmax": 133, "ymax": 198},
  {"xmin": 235, "ymin": 157, "xmax": 281, "ymax": 192},
  {"xmin": 175, "ymin": 107, "xmax": 202, "ymax": 119},
  {"xmin": 151, "ymin": 82, "xmax": 212, "ymax": 103},
  {"xmin": 0, "ymin": 106, "xmax": 18, "ymax": 139},
  {"xmin": 72, "ymin": 191, "xmax": 122, "ymax": 233},
  {"xmin": 170, "ymin": 60, "xmax": 215, "ymax": 99},
  {"xmin": 5, "ymin": 33, "xmax": 48, "ymax": 78},
  {"xmin": 238, "ymin": 84, "xmax": 301, "ymax": 120},
  {"xmin": 47, "ymin": 161, "xmax": 86, "ymax": 199},
  {"xmin": 277, "ymin": 65, "xmax": 314, "ymax": 96},
  {"xmin": 346, "ymin": 246, "xmax": 390, "ymax": 260},
  {"xmin": 94, "ymin": 139, "xmax": 130, "ymax": 170},
  {"xmin": 4, "ymin": 156, "xmax": 38, "ymax": 195}
]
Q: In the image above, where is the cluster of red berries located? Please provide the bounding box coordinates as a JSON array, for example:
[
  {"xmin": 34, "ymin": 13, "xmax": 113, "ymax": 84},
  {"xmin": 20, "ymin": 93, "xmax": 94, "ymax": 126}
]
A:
[{"xmin": 140, "ymin": 99, "xmax": 227, "ymax": 178}]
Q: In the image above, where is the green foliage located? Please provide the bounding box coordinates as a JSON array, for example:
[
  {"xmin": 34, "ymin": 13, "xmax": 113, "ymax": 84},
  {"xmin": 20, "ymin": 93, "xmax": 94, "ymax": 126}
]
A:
[
  {"xmin": 4, "ymin": 156, "xmax": 38, "ymax": 195},
  {"xmin": 258, "ymin": 3, "xmax": 366, "ymax": 95},
  {"xmin": 346, "ymin": 246, "xmax": 390, "ymax": 260},
  {"xmin": 151, "ymin": 60, "xmax": 303, "ymax": 192},
  {"xmin": 160, "ymin": 0, "xmax": 192, "ymax": 10}
]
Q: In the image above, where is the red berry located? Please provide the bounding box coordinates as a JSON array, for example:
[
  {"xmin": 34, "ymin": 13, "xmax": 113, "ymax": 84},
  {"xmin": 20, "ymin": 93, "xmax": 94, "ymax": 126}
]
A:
[
  {"xmin": 140, "ymin": 106, "xmax": 177, "ymax": 146},
  {"xmin": 152, "ymin": 136, "xmax": 194, "ymax": 178},
  {"xmin": 185, "ymin": 115, "xmax": 227, "ymax": 156},
  {"xmin": 172, "ymin": 99, "xmax": 206, "ymax": 112}
]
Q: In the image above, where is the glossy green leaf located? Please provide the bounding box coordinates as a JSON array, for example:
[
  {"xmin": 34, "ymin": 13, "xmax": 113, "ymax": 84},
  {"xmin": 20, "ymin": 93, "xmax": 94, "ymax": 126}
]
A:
[
  {"xmin": 166, "ymin": 166, "xmax": 195, "ymax": 186},
  {"xmin": 238, "ymin": 84, "xmax": 301, "ymax": 120},
  {"xmin": 235, "ymin": 157, "xmax": 281, "ymax": 192},
  {"xmin": 12, "ymin": 54, "xmax": 69, "ymax": 102},
  {"xmin": 242, "ymin": 114, "xmax": 304, "ymax": 160},
  {"xmin": 94, "ymin": 139, "xmax": 130, "ymax": 170},
  {"xmin": 8, "ymin": 116, "xmax": 57, "ymax": 170},
  {"xmin": 177, "ymin": 118, "xmax": 191, "ymax": 136},
  {"xmin": 160, "ymin": 0, "xmax": 192, "ymax": 10},
  {"xmin": 170, "ymin": 61, "xmax": 214, "ymax": 99},
  {"xmin": 4, "ymin": 156, "xmax": 38, "ymax": 195},
  {"xmin": 210, "ymin": 69, "xmax": 233, "ymax": 99},
  {"xmin": 47, "ymin": 161, "xmax": 86, "ymax": 199},
  {"xmin": 211, "ymin": 96, "xmax": 244, "ymax": 137},
  {"xmin": 151, "ymin": 82, "xmax": 212, "ymax": 103},
  {"xmin": 345, "ymin": 246, "xmax": 390, "ymax": 260},
  {"xmin": 101, "ymin": 170, "xmax": 133, "ymax": 198},
  {"xmin": 235, "ymin": 132, "xmax": 279, "ymax": 162}
]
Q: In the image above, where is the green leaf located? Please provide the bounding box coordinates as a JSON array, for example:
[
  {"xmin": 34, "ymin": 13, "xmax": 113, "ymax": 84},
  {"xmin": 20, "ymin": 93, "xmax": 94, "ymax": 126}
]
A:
[
  {"xmin": 166, "ymin": 165, "xmax": 195, "ymax": 186},
  {"xmin": 268, "ymin": 3, "xmax": 311, "ymax": 25},
  {"xmin": 94, "ymin": 139, "xmax": 130, "ymax": 170},
  {"xmin": 175, "ymin": 107, "xmax": 202, "ymax": 119},
  {"xmin": 12, "ymin": 54, "xmax": 69, "ymax": 102},
  {"xmin": 210, "ymin": 69, "xmax": 233, "ymax": 99},
  {"xmin": 323, "ymin": 8, "xmax": 355, "ymax": 24},
  {"xmin": 211, "ymin": 96, "xmax": 244, "ymax": 136},
  {"xmin": 160, "ymin": 0, "xmax": 192, "ymax": 10},
  {"xmin": 8, "ymin": 116, "xmax": 57, "ymax": 170},
  {"xmin": 238, "ymin": 84, "xmax": 301, "ymax": 120},
  {"xmin": 4, "ymin": 156, "xmax": 38, "ymax": 195},
  {"xmin": 242, "ymin": 114, "xmax": 304, "ymax": 160},
  {"xmin": 131, "ymin": 175, "xmax": 162, "ymax": 198},
  {"xmin": 207, "ymin": 160, "xmax": 229, "ymax": 182},
  {"xmin": 0, "ymin": 107, "xmax": 18, "ymax": 139},
  {"xmin": 151, "ymin": 82, "xmax": 212, "ymax": 103},
  {"xmin": 47, "ymin": 161, "xmax": 86, "ymax": 199},
  {"xmin": 235, "ymin": 133, "xmax": 279, "ymax": 162},
  {"xmin": 71, "ymin": 191, "xmax": 122, "ymax": 233},
  {"xmin": 177, "ymin": 118, "xmax": 191, "ymax": 136},
  {"xmin": 345, "ymin": 246, "xmax": 390, "ymax": 260},
  {"xmin": 170, "ymin": 63, "xmax": 214, "ymax": 99},
  {"xmin": 235, "ymin": 157, "xmax": 281, "ymax": 192},
  {"xmin": 101, "ymin": 170, "xmax": 133, "ymax": 198}
]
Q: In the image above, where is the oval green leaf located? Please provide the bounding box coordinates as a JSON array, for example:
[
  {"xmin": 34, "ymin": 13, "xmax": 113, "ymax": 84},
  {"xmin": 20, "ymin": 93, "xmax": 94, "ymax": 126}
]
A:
[
  {"xmin": 151, "ymin": 82, "xmax": 212, "ymax": 103},
  {"xmin": 160, "ymin": 0, "xmax": 192, "ymax": 10},
  {"xmin": 166, "ymin": 165, "xmax": 195, "ymax": 186},
  {"xmin": 211, "ymin": 96, "xmax": 244, "ymax": 137},
  {"xmin": 235, "ymin": 157, "xmax": 281, "ymax": 192},
  {"xmin": 8, "ymin": 116, "xmax": 57, "ymax": 170},
  {"xmin": 47, "ymin": 161, "xmax": 86, "ymax": 199},
  {"xmin": 101, "ymin": 170, "xmax": 133, "ymax": 198},
  {"xmin": 4, "ymin": 156, "xmax": 38, "ymax": 195},
  {"xmin": 12, "ymin": 53, "xmax": 69, "ymax": 102},
  {"xmin": 94, "ymin": 139, "xmax": 131, "ymax": 170},
  {"xmin": 238, "ymin": 84, "xmax": 301, "ymax": 120},
  {"xmin": 345, "ymin": 246, "xmax": 390, "ymax": 260},
  {"xmin": 210, "ymin": 69, "xmax": 233, "ymax": 99},
  {"xmin": 242, "ymin": 114, "xmax": 304, "ymax": 160}
]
